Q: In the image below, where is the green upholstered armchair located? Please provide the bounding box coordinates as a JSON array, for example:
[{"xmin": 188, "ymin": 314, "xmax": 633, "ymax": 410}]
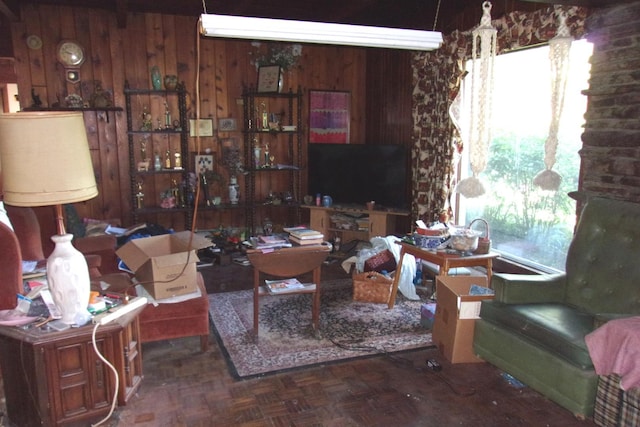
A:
[{"xmin": 473, "ymin": 197, "xmax": 640, "ymax": 419}]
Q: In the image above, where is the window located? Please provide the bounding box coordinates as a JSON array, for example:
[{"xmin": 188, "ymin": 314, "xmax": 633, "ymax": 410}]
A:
[{"xmin": 456, "ymin": 39, "xmax": 593, "ymax": 271}]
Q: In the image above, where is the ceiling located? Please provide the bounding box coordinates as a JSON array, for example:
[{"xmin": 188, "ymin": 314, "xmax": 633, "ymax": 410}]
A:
[
  {"xmin": 0, "ymin": 0, "xmax": 629, "ymax": 60},
  {"xmin": 0, "ymin": 0, "xmax": 628, "ymax": 34}
]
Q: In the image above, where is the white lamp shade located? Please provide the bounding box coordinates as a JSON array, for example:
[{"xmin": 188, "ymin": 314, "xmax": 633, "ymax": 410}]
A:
[
  {"xmin": 200, "ymin": 14, "xmax": 443, "ymax": 51},
  {"xmin": 0, "ymin": 111, "xmax": 98, "ymax": 207}
]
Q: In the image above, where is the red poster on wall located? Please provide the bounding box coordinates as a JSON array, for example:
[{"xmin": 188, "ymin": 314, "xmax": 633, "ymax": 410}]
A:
[{"xmin": 309, "ymin": 90, "xmax": 350, "ymax": 144}]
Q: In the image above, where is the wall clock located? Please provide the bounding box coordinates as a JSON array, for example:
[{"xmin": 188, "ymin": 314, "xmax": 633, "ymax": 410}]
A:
[{"xmin": 57, "ymin": 40, "xmax": 85, "ymax": 68}]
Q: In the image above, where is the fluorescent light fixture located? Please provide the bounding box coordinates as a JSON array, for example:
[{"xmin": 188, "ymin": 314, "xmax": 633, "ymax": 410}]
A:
[{"xmin": 200, "ymin": 14, "xmax": 443, "ymax": 51}]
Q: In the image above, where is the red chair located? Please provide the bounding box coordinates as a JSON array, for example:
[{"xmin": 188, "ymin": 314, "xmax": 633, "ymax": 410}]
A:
[{"xmin": 0, "ymin": 221, "xmax": 23, "ymax": 310}]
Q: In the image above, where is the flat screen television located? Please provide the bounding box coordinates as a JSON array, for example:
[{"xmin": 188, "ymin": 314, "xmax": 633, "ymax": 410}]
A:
[{"xmin": 307, "ymin": 143, "xmax": 408, "ymax": 210}]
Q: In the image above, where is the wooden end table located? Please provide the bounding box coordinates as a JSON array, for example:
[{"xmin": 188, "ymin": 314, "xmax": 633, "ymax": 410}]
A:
[
  {"xmin": 246, "ymin": 244, "xmax": 331, "ymax": 336},
  {"xmin": 388, "ymin": 242, "xmax": 499, "ymax": 308}
]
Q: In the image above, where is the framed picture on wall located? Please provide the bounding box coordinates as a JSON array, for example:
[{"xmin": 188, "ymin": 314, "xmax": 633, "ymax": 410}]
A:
[
  {"xmin": 218, "ymin": 118, "xmax": 237, "ymax": 132},
  {"xmin": 309, "ymin": 90, "xmax": 350, "ymax": 144},
  {"xmin": 257, "ymin": 65, "xmax": 282, "ymax": 93},
  {"xmin": 193, "ymin": 153, "xmax": 215, "ymax": 176},
  {"xmin": 189, "ymin": 118, "xmax": 214, "ymax": 137}
]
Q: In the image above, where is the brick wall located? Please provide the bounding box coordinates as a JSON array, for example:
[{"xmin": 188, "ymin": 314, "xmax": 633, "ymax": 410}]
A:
[{"xmin": 581, "ymin": 1, "xmax": 640, "ymax": 203}]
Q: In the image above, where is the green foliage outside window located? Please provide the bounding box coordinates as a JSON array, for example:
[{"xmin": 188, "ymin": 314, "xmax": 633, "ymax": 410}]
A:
[{"xmin": 463, "ymin": 132, "xmax": 579, "ymax": 270}]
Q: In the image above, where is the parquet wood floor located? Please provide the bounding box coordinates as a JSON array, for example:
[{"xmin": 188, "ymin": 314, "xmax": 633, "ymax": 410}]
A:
[
  {"xmin": 0, "ymin": 260, "xmax": 596, "ymax": 426},
  {"xmin": 112, "ymin": 261, "xmax": 596, "ymax": 427}
]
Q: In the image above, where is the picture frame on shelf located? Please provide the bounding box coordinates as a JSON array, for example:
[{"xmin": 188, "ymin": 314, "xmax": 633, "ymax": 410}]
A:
[
  {"xmin": 218, "ymin": 118, "xmax": 237, "ymax": 132},
  {"xmin": 189, "ymin": 118, "xmax": 214, "ymax": 137},
  {"xmin": 193, "ymin": 153, "xmax": 215, "ymax": 176},
  {"xmin": 309, "ymin": 90, "xmax": 350, "ymax": 144},
  {"xmin": 257, "ymin": 65, "xmax": 282, "ymax": 93}
]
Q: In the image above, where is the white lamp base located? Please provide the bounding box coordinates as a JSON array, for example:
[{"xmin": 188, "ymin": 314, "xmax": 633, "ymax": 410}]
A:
[{"xmin": 47, "ymin": 233, "xmax": 91, "ymax": 324}]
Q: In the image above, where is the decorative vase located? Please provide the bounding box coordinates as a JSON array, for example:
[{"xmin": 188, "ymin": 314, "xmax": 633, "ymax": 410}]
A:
[
  {"xmin": 150, "ymin": 66, "xmax": 162, "ymax": 90},
  {"xmin": 254, "ymin": 145, "xmax": 261, "ymax": 168},
  {"xmin": 47, "ymin": 234, "xmax": 91, "ymax": 324},
  {"xmin": 164, "ymin": 75, "xmax": 178, "ymax": 90},
  {"xmin": 228, "ymin": 176, "xmax": 240, "ymax": 205}
]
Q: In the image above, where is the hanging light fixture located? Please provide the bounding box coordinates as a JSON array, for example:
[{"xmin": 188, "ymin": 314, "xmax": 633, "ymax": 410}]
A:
[
  {"xmin": 533, "ymin": 7, "xmax": 573, "ymax": 191},
  {"xmin": 456, "ymin": 1, "xmax": 497, "ymax": 198},
  {"xmin": 199, "ymin": 14, "xmax": 443, "ymax": 51}
]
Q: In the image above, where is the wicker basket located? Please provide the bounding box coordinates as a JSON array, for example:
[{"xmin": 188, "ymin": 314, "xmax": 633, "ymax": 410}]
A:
[
  {"xmin": 353, "ymin": 271, "xmax": 393, "ymax": 303},
  {"xmin": 470, "ymin": 218, "xmax": 491, "ymax": 254}
]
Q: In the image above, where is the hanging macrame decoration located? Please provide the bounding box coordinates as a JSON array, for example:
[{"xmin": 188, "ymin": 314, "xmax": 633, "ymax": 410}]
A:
[
  {"xmin": 456, "ymin": 1, "xmax": 497, "ymax": 198},
  {"xmin": 533, "ymin": 7, "xmax": 573, "ymax": 191}
]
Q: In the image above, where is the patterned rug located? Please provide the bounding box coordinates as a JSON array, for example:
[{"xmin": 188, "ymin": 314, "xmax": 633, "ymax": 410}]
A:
[{"xmin": 208, "ymin": 279, "xmax": 433, "ymax": 379}]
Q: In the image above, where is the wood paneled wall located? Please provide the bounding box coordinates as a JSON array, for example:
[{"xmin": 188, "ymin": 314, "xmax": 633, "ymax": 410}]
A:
[{"xmin": 9, "ymin": 3, "xmax": 416, "ymax": 233}]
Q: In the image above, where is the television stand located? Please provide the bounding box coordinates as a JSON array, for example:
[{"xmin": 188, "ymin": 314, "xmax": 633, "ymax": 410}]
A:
[{"xmin": 303, "ymin": 205, "xmax": 409, "ymax": 242}]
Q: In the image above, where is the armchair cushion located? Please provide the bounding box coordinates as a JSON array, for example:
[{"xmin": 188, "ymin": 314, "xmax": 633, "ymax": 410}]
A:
[{"xmin": 479, "ymin": 302, "xmax": 595, "ymax": 369}]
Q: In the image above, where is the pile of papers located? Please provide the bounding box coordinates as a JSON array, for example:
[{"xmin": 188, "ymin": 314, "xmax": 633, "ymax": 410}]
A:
[
  {"xmin": 254, "ymin": 234, "xmax": 292, "ymax": 250},
  {"xmin": 264, "ymin": 278, "xmax": 316, "ymax": 294}
]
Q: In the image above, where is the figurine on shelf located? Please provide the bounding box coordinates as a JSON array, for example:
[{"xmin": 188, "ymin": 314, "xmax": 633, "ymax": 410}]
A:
[
  {"xmin": 174, "ymin": 149, "xmax": 182, "ymax": 169},
  {"xmin": 135, "ymin": 182, "xmax": 145, "ymax": 209},
  {"xmin": 261, "ymin": 102, "xmax": 268, "ymax": 130},
  {"xmin": 164, "ymin": 149, "xmax": 171, "ymax": 169},
  {"xmin": 141, "ymin": 106, "xmax": 153, "ymax": 131},
  {"xmin": 89, "ymin": 81, "xmax": 112, "ymax": 108},
  {"xmin": 140, "ymin": 138, "xmax": 149, "ymax": 160},
  {"xmin": 164, "ymin": 102, "xmax": 171, "ymax": 129},
  {"xmin": 263, "ymin": 143, "xmax": 270, "ymax": 167},
  {"xmin": 228, "ymin": 176, "xmax": 240, "ymax": 205},
  {"xmin": 154, "ymin": 152, "xmax": 162, "ymax": 171}
]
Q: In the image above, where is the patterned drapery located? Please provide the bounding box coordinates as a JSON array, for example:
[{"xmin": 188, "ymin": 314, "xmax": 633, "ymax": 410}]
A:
[{"xmin": 411, "ymin": 5, "xmax": 588, "ymax": 225}]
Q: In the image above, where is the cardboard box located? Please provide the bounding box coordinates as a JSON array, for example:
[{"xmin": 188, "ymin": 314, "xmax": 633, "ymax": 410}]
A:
[
  {"xmin": 432, "ymin": 275, "xmax": 493, "ymax": 363},
  {"xmin": 116, "ymin": 231, "xmax": 211, "ymax": 300}
]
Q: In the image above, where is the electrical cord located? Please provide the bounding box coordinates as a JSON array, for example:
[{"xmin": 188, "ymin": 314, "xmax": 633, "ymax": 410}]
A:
[
  {"xmin": 329, "ymin": 337, "xmax": 474, "ymax": 397},
  {"xmin": 90, "ymin": 322, "xmax": 120, "ymax": 427}
]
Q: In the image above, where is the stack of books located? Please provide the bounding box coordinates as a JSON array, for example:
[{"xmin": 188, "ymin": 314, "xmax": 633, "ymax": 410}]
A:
[
  {"xmin": 254, "ymin": 234, "xmax": 291, "ymax": 250},
  {"xmin": 285, "ymin": 227, "xmax": 324, "ymax": 246}
]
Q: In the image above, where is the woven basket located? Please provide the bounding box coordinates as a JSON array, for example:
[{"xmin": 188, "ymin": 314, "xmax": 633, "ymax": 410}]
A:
[
  {"xmin": 470, "ymin": 218, "xmax": 491, "ymax": 254},
  {"xmin": 353, "ymin": 271, "xmax": 393, "ymax": 304}
]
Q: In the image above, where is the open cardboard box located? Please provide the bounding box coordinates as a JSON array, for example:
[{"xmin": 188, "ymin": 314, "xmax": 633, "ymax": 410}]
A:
[
  {"xmin": 432, "ymin": 275, "xmax": 493, "ymax": 363},
  {"xmin": 116, "ymin": 231, "xmax": 211, "ymax": 300}
]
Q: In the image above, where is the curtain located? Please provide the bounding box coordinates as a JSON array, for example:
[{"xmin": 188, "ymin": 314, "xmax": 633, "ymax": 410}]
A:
[{"xmin": 411, "ymin": 6, "xmax": 588, "ymax": 225}]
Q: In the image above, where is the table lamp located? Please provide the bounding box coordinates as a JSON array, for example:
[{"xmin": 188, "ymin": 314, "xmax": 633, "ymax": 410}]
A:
[{"xmin": 0, "ymin": 111, "xmax": 98, "ymax": 324}]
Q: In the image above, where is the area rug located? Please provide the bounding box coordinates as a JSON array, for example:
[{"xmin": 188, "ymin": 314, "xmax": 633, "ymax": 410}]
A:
[{"xmin": 208, "ymin": 279, "xmax": 433, "ymax": 379}]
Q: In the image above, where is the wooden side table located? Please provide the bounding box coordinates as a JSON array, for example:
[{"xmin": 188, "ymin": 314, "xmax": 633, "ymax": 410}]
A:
[
  {"xmin": 0, "ymin": 306, "xmax": 144, "ymax": 426},
  {"xmin": 246, "ymin": 244, "xmax": 331, "ymax": 336},
  {"xmin": 388, "ymin": 242, "xmax": 499, "ymax": 308}
]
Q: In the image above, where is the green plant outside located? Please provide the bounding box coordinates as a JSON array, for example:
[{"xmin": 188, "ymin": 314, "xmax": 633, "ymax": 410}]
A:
[{"xmin": 463, "ymin": 132, "xmax": 580, "ymax": 271}]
